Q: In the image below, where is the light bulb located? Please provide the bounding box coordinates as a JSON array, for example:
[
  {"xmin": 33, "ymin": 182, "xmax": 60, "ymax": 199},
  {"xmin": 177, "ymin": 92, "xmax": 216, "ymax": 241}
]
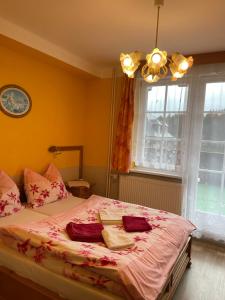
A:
[
  {"xmin": 179, "ymin": 60, "xmax": 189, "ymax": 71},
  {"xmin": 152, "ymin": 53, "xmax": 162, "ymax": 64},
  {"xmin": 144, "ymin": 74, "xmax": 160, "ymax": 83},
  {"xmin": 174, "ymin": 71, "xmax": 183, "ymax": 78},
  {"xmin": 125, "ymin": 70, "xmax": 135, "ymax": 78},
  {"xmin": 123, "ymin": 57, "xmax": 134, "ymax": 67},
  {"xmin": 146, "ymin": 74, "xmax": 153, "ymax": 82}
]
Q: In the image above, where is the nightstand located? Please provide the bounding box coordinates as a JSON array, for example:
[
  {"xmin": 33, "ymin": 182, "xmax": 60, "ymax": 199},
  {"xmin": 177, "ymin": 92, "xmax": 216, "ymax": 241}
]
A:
[{"xmin": 66, "ymin": 180, "xmax": 94, "ymax": 199}]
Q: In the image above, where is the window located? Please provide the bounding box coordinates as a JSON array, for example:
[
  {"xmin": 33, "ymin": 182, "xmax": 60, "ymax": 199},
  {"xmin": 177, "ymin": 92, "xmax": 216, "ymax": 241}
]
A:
[
  {"xmin": 127, "ymin": 64, "xmax": 225, "ymax": 241},
  {"xmin": 133, "ymin": 81, "xmax": 188, "ymax": 176},
  {"xmin": 197, "ymin": 82, "xmax": 225, "ymax": 215}
]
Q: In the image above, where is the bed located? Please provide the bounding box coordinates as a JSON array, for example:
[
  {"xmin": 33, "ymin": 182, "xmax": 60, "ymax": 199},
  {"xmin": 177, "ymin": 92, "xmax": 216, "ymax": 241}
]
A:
[{"xmin": 0, "ymin": 195, "xmax": 195, "ymax": 300}]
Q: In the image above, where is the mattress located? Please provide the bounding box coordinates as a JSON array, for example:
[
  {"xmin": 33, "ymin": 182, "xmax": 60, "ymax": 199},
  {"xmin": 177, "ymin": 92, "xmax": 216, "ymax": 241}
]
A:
[
  {"xmin": 0, "ymin": 242, "xmax": 122, "ymax": 300},
  {"xmin": 31, "ymin": 194, "xmax": 85, "ymax": 216}
]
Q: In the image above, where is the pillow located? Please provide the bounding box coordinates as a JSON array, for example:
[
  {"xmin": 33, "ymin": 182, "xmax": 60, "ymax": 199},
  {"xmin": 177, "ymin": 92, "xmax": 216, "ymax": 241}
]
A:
[
  {"xmin": 0, "ymin": 171, "xmax": 23, "ymax": 217},
  {"xmin": 44, "ymin": 163, "xmax": 68, "ymax": 199},
  {"xmin": 24, "ymin": 164, "xmax": 68, "ymax": 208}
]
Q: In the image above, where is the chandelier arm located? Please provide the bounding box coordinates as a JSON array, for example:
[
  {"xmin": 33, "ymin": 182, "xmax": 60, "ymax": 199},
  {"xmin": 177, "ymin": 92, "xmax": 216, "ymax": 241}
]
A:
[{"xmin": 155, "ymin": 5, "xmax": 160, "ymax": 48}]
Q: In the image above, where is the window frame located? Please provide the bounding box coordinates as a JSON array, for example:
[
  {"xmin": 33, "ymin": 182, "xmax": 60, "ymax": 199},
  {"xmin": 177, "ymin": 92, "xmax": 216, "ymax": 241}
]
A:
[
  {"xmin": 196, "ymin": 79, "xmax": 225, "ymax": 214},
  {"xmin": 132, "ymin": 78, "xmax": 191, "ymax": 178}
]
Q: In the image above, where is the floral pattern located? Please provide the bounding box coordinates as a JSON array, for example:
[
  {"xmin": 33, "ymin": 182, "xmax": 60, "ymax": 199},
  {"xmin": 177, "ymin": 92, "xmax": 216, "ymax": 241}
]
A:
[
  {"xmin": 24, "ymin": 164, "xmax": 69, "ymax": 208},
  {"xmin": 0, "ymin": 195, "xmax": 195, "ymax": 299},
  {"xmin": 0, "ymin": 171, "xmax": 23, "ymax": 217}
]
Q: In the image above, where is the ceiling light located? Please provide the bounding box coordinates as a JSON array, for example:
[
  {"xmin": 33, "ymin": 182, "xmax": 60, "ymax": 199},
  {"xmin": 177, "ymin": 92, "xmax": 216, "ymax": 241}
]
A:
[
  {"xmin": 120, "ymin": 51, "xmax": 141, "ymax": 78},
  {"xmin": 169, "ymin": 53, "xmax": 194, "ymax": 81},
  {"xmin": 120, "ymin": 0, "xmax": 193, "ymax": 82}
]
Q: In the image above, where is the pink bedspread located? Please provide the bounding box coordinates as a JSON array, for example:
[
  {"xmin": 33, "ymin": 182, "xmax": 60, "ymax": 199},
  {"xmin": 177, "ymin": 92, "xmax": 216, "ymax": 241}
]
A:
[{"xmin": 0, "ymin": 195, "xmax": 195, "ymax": 300}]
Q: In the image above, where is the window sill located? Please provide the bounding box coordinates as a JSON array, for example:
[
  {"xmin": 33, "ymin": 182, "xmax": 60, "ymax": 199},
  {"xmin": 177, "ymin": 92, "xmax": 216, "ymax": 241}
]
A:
[{"xmin": 129, "ymin": 168, "xmax": 182, "ymax": 183}]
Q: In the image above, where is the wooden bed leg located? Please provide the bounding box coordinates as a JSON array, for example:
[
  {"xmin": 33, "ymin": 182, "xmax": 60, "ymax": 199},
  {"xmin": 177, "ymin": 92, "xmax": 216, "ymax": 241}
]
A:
[{"xmin": 187, "ymin": 236, "xmax": 192, "ymax": 269}]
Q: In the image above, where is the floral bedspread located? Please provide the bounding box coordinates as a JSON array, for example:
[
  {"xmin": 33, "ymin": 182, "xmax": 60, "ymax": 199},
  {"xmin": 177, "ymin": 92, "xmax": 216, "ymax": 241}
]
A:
[{"xmin": 0, "ymin": 195, "xmax": 195, "ymax": 300}]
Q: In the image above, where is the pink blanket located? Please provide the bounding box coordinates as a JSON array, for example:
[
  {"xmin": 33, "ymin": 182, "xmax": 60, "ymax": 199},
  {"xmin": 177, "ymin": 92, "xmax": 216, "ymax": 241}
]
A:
[{"xmin": 0, "ymin": 195, "xmax": 195, "ymax": 300}]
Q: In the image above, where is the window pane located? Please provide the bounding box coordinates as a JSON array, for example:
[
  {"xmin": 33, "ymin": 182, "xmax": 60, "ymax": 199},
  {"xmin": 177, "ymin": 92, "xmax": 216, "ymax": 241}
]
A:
[
  {"xmin": 134, "ymin": 83, "xmax": 188, "ymax": 175},
  {"xmin": 200, "ymin": 142, "xmax": 224, "ymax": 171},
  {"xmin": 162, "ymin": 140, "xmax": 181, "ymax": 171},
  {"xmin": 143, "ymin": 138, "xmax": 161, "ymax": 169},
  {"xmin": 147, "ymin": 86, "xmax": 165, "ymax": 111},
  {"xmin": 201, "ymin": 141, "xmax": 224, "ymax": 154},
  {"xmin": 165, "ymin": 113, "xmax": 184, "ymax": 139},
  {"xmin": 204, "ymin": 82, "xmax": 225, "ymax": 112},
  {"xmin": 197, "ymin": 171, "xmax": 222, "ymax": 214},
  {"xmin": 223, "ymin": 177, "xmax": 225, "ymax": 207},
  {"xmin": 145, "ymin": 113, "xmax": 164, "ymax": 137},
  {"xmin": 166, "ymin": 85, "xmax": 188, "ymax": 112},
  {"xmin": 202, "ymin": 113, "xmax": 225, "ymax": 141},
  {"xmin": 200, "ymin": 152, "xmax": 224, "ymax": 171}
]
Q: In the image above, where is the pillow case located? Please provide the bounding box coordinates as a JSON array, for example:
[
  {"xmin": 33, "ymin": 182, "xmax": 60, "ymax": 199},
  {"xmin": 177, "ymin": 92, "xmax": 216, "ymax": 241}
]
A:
[
  {"xmin": 0, "ymin": 171, "xmax": 23, "ymax": 217},
  {"xmin": 24, "ymin": 164, "xmax": 68, "ymax": 208}
]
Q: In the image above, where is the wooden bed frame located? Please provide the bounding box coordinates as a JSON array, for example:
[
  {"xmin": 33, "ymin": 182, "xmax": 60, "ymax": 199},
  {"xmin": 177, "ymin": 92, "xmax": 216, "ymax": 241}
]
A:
[
  {"xmin": 0, "ymin": 236, "xmax": 192, "ymax": 300},
  {"xmin": 158, "ymin": 236, "xmax": 192, "ymax": 300}
]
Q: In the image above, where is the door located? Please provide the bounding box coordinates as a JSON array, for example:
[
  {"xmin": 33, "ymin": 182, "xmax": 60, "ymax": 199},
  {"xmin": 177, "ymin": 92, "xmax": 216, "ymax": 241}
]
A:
[{"xmin": 190, "ymin": 81, "xmax": 225, "ymax": 241}]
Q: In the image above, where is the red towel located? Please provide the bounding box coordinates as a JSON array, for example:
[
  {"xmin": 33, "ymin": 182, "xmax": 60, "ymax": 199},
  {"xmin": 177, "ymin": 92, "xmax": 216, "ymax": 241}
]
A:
[
  {"xmin": 66, "ymin": 222, "xmax": 104, "ymax": 242},
  {"xmin": 122, "ymin": 216, "xmax": 152, "ymax": 232}
]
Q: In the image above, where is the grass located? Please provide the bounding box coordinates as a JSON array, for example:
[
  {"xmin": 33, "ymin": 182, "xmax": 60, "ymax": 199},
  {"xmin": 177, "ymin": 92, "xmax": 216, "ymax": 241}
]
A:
[{"xmin": 197, "ymin": 184, "xmax": 225, "ymax": 215}]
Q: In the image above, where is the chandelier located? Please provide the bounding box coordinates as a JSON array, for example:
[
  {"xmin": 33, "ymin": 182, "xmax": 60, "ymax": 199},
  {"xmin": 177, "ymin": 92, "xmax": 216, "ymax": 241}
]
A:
[{"xmin": 120, "ymin": 0, "xmax": 193, "ymax": 83}]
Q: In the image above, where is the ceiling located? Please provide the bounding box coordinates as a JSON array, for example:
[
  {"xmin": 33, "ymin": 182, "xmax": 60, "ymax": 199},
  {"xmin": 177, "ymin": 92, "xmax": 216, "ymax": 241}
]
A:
[{"xmin": 0, "ymin": 0, "xmax": 224, "ymax": 77}]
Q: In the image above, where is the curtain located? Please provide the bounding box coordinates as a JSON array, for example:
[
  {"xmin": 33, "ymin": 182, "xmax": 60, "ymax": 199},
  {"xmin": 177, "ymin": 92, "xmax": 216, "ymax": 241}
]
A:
[
  {"xmin": 112, "ymin": 75, "xmax": 135, "ymax": 173},
  {"xmin": 184, "ymin": 63, "xmax": 225, "ymax": 243},
  {"xmin": 129, "ymin": 63, "xmax": 225, "ymax": 243}
]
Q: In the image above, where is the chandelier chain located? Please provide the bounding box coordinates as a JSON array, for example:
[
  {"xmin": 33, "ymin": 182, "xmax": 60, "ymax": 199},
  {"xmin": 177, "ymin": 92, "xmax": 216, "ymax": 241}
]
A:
[{"xmin": 155, "ymin": 5, "xmax": 160, "ymax": 48}]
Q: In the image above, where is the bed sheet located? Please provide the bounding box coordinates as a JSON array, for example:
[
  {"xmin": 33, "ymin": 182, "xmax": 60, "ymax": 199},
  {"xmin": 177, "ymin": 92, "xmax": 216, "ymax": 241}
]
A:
[
  {"xmin": 0, "ymin": 208, "xmax": 47, "ymax": 227},
  {"xmin": 0, "ymin": 241, "xmax": 122, "ymax": 300},
  {"xmin": 31, "ymin": 195, "xmax": 85, "ymax": 216}
]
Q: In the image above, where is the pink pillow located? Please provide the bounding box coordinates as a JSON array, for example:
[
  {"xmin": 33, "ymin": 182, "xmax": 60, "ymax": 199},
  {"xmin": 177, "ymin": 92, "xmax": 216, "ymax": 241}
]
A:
[
  {"xmin": 0, "ymin": 171, "xmax": 23, "ymax": 217},
  {"xmin": 24, "ymin": 164, "xmax": 68, "ymax": 208}
]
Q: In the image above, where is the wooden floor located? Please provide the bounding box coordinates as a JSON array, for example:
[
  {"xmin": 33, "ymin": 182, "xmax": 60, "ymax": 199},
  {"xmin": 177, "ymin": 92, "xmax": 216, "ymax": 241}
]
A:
[{"xmin": 174, "ymin": 239, "xmax": 225, "ymax": 300}]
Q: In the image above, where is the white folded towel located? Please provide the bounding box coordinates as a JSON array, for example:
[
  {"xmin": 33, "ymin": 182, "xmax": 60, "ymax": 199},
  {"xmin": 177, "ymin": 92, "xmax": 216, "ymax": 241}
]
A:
[
  {"xmin": 102, "ymin": 227, "xmax": 134, "ymax": 250},
  {"xmin": 99, "ymin": 209, "xmax": 125, "ymax": 225},
  {"xmin": 67, "ymin": 180, "xmax": 90, "ymax": 188}
]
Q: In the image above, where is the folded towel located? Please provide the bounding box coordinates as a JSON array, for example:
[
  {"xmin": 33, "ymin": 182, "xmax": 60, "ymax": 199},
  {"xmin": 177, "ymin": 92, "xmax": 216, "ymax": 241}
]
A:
[
  {"xmin": 102, "ymin": 227, "xmax": 134, "ymax": 250},
  {"xmin": 99, "ymin": 209, "xmax": 124, "ymax": 225},
  {"xmin": 67, "ymin": 180, "xmax": 90, "ymax": 188},
  {"xmin": 66, "ymin": 222, "xmax": 104, "ymax": 242},
  {"xmin": 122, "ymin": 216, "xmax": 152, "ymax": 232}
]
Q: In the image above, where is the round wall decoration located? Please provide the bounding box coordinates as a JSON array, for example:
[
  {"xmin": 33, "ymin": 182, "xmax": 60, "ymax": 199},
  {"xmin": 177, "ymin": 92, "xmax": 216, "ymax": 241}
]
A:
[{"xmin": 0, "ymin": 85, "xmax": 32, "ymax": 118}]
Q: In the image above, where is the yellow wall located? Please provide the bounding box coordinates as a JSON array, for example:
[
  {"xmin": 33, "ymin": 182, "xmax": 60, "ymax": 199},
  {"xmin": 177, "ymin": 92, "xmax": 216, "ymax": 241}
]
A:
[
  {"xmin": 0, "ymin": 37, "xmax": 90, "ymax": 178},
  {"xmin": 0, "ymin": 35, "xmax": 113, "ymax": 195}
]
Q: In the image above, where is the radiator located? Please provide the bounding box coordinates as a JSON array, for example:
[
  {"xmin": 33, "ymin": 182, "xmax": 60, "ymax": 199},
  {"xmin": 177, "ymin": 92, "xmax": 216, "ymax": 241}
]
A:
[{"xmin": 119, "ymin": 175, "xmax": 182, "ymax": 215}]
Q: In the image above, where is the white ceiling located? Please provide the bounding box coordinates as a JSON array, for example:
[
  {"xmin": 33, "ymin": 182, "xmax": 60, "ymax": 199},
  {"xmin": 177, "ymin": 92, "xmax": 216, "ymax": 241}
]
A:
[{"xmin": 0, "ymin": 0, "xmax": 224, "ymax": 77}]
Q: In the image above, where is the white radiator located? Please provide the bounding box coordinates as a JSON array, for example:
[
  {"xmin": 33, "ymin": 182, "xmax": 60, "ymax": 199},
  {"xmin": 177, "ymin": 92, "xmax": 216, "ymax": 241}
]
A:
[{"xmin": 119, "ymin": 175, "xmax": 182, "ymax": 215}]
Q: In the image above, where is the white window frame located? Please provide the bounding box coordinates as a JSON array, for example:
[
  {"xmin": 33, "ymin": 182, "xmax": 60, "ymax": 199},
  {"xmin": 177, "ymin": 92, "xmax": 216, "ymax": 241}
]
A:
[
  {"xmin": 132, "ymin": 78, "xmax": 190, "ymax": 178},
  {"xmin": 195, "ymin": 77, "xmax": 225, "ymax": 214}
]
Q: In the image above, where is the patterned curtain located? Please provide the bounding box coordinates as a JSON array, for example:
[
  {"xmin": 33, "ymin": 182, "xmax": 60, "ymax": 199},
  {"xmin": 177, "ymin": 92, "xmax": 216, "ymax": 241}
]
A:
[{"xmin": 112, "ymin": 76, "xmax": 135, "ymax": 173}]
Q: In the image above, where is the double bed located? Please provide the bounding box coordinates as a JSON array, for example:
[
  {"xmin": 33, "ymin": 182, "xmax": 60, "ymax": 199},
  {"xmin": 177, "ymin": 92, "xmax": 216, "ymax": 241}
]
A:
[{"xmin": 0, "ymin": 194, "xmax": 195, "ymax": 300}]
